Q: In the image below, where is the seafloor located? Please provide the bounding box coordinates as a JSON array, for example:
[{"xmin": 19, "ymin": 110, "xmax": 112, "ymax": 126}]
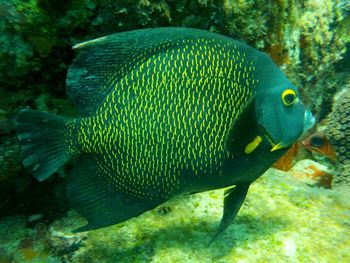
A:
[{"xmin": 1, "ymin": 162, "xmax": 349, "ymax": 262}]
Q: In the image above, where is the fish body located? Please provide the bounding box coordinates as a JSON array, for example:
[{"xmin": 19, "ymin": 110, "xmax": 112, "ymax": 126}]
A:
[{"xmin": 16, "ymin": 28, "xmax": 313, "ymax": 239}]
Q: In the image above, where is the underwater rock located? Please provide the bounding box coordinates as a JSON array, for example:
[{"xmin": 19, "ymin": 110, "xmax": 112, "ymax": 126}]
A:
[
  {"xmin": 289, "ymin": 159, "xmax": 333, "ymax": 188},
  {"xmin": 48, "ymin": 224, "xmax": 85, "ymax": 260}
]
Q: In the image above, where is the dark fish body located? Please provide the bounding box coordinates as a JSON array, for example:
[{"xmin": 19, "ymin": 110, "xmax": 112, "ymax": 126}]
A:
[
  {"xmin": 70, "ymin": 31, "xmax": 264, "ymax": 197},
  {"xmin": 16, "ymin": 28, "xmax": 313, "ymax": 239}
]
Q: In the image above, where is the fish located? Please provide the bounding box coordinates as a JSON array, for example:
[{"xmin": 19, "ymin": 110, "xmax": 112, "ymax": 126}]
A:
[
  {"xmin": 16, "ymin": 28, "xmax": 314, "ymax": 241},
  {"xmin": 303, "ymin": 86, "xmax": 350, "ymax": 187}
]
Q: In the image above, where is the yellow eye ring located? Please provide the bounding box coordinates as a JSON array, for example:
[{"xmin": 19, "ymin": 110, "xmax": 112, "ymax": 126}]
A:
[{"xmin": 282, "ymin": 89, "xmax": 297, "ymax": 106}]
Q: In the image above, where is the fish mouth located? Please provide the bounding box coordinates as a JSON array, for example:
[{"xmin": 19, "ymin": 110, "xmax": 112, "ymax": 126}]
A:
[{"xmin": 259, "ymin": 125, "xmax": 286, "ymax": 152}]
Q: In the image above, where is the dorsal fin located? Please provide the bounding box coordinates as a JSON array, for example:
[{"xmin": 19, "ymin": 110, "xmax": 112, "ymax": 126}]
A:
[{"xmin": 66, "ymin": 27, "xmax": 230, "ymax": 116}]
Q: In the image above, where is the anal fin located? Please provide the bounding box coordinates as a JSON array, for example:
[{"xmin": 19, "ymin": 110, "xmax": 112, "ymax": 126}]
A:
[
  {"xmin": 67, "ymin": 155, "xmax": 163, "ymax": 232},
  {"xmin": 210, "ymin": 184, "xmax": 250, "ymax": 244}
]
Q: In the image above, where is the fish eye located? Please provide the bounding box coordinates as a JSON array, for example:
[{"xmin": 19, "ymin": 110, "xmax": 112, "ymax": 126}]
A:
[
  {"xmin": 310, "ymin": 135, "xmax": 324, "ymax": 147},
  {"xmin": 282, "ymin": 89, "xmax": 297, "ymax": 106}
]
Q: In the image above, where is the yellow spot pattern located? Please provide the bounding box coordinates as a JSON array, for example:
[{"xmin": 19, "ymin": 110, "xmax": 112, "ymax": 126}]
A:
[{"xmin": 72, "ymin": 37, "xmax": 257, "ymax": 200}]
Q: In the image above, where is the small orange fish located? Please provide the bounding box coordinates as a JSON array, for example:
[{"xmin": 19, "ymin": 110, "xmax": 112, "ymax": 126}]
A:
[{"xmin": 303, "ymin": 132, "xmax": 337, "ymax": 162}]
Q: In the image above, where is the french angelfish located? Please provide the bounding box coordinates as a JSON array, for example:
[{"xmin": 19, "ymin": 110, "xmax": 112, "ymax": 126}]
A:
[{"xmin": 16, "ymin": 28, "xmax": 314, "ymax": 241}]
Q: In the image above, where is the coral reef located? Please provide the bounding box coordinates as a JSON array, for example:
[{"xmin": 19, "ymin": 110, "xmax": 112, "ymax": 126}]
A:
[{"xmin": 0, "ymin": 168, "xmax": 349, "ymax": 262}]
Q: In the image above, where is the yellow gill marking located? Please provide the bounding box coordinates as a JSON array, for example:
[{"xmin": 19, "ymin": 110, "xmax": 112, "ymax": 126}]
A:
[{"xmin": 244, "ymin": 135, "xmax": 263, "ymax": 154}]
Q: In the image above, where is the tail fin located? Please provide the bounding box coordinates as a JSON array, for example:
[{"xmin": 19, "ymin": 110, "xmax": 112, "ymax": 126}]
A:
[{"xmin": 16, "ymin": 109, "xmax": 73, "ymax": 181}]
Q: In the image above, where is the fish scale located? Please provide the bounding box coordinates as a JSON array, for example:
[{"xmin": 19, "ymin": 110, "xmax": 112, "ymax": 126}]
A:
[
  {"xmin": 16, "ymin": 28, "xmax": 311, "ymax": 237},
  {"xmin": 72, "ymin": 38, "xmax": 255, "ymax": 200}
]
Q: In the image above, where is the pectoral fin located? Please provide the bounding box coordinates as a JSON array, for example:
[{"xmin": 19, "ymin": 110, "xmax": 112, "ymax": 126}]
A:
[{"xmin": 210, "ymin": 184, "xmax": 250, "ymax": 244}]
